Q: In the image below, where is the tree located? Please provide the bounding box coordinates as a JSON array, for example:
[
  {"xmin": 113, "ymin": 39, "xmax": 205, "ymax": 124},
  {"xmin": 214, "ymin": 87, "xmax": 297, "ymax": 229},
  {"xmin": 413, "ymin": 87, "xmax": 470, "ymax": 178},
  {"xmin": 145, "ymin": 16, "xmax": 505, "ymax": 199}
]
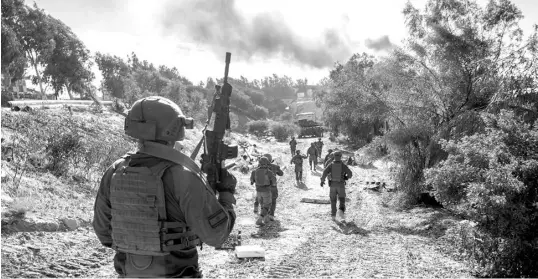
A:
[
  {"xmin": 95, "ymin": 52, "xmax": 130, "ymax": 99},
  {"xmin": 1, "ymin": 0, "xmax": 27, "ymax": 93},
  {"xmin": 42, "ymin": 15, "xmax": 94, "ymax": 99}
]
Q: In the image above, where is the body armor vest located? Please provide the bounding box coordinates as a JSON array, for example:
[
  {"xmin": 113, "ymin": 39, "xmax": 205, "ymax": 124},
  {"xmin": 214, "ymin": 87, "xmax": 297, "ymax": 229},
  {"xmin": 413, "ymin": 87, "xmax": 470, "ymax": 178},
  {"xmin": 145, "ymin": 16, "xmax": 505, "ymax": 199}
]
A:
[
  {"xmin": 255, "ymin": 167, "xmax": 270, "ymax": 186},
  {"xmin": 110, "ymin": 159, "xmax": 200, "ymax": 256},
  {"xmin": 331, "ymin": 162, "xmax": 343, "ymax": 182}
]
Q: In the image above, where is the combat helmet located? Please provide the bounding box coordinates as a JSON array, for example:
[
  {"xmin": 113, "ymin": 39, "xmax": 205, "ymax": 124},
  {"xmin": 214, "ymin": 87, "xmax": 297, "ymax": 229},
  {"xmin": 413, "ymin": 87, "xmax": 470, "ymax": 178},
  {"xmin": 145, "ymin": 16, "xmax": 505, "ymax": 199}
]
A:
[
  {"xmin": 125, "ymin": 96, "xmax": 194, "ymax": 142},
  {"xmin": 327, "ymin": 149, "xmax": 334, "ymax": 154},
  {"xmin": 263, "ymin": 153, "xmax": 273, "ymax": 163},
  {"xmin": 259, "ymin": 156, "xmax": 270, "ymax": 166},
  {"xmin": 333, "ymin": 151, "xmax": 343, "ymax": 161}
]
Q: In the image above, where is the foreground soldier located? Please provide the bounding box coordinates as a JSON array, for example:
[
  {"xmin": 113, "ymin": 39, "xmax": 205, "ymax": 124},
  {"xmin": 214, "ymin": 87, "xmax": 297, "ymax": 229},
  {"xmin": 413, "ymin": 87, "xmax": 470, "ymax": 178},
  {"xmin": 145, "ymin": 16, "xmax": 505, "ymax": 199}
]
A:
[
  {"xmin": 306, "ymin": 142, "xmax": 319, "ymax": 170},
  {"xmin": 290, "ymin": 150, "xmax": 307, "ymax": 182},
  {"xmin": 320, "ymin": 151, "xmax": 353, "ymax": 221},
  {"xmin": 289, "ymin": 137, "xmax": 297, "ymax": 156},
  {"xmin": 253, "ymin": 154, "xmax": 284, "ymax": 218},
  {"xmin": 250, "ymin": 157, "xmax": 276, "ymax": 226},
  {"xmin": 93, "ymin": 96, "xmax": 236, "ymax": 278}
]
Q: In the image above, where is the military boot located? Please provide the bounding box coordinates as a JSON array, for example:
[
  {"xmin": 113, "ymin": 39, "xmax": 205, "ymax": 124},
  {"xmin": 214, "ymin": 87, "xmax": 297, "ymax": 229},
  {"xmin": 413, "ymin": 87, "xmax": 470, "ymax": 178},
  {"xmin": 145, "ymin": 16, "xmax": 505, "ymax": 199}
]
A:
[
  {"xmin": 256, "ymin": 216, "xmax": 264, "ymax": 226},
  {"xmin": 337, "ymin": 210, "xmax": 346, "ymax": 220},
  {"xmin": 263, "ymin": 215, "xmax": 271, "ymax": 224}
]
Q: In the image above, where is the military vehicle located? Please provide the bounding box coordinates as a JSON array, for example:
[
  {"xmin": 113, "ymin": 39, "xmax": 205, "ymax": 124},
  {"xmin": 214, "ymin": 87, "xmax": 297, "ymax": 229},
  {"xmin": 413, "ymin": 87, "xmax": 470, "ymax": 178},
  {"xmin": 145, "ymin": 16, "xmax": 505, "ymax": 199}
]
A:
[{"xmin": 295, "ymin": 112, "xmax": 324, "ymax": 138}]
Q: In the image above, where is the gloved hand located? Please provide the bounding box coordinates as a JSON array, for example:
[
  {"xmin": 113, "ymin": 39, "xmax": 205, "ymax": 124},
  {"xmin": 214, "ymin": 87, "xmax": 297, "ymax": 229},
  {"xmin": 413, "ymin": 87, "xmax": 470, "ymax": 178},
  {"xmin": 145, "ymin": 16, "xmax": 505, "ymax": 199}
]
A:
[
  {"xmin": 320, "ymin": 181, "xmax": 325, "ymax": 187},
  {"xmin": 216, "ymin": 170, "xmax": 237, "ymax": 194}
]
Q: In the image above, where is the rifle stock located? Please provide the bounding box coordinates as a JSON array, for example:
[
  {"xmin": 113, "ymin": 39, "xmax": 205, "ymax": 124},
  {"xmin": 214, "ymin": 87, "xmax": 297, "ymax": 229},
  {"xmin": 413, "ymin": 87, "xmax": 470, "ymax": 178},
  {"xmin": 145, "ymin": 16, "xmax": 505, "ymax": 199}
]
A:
[{"xmin": 200, "ymin": 52, "xmax": 238, "ymax": 191}]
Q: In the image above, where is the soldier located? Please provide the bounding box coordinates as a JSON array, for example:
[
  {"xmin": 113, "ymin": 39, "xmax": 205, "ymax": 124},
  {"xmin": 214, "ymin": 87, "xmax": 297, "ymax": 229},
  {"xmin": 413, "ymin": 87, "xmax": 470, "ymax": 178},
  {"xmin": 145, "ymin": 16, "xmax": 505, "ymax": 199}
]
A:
[
  {"xmin": 290, "ymin": 150, "xmax": 307, "ymax": 182},
  {"xmin": 320, "ymin": 151, "xmax": 353, "ymax": 221},
  {"xmin": 253, "ymin": 154, "xmax": 284, "ymax": 220},
  {"xmin": 289, "ymin": 136, "xmax": 297, "ymax": 156},
  {"xmin": 316, "ymin": 138, "xmax": 324, "ymax": 159},
  {"xmin": 306, "ymin": 142, "xmax": 319, "ymax": 171},
  {"xmin": 93, "ymin": 96, "xmax": 236, "ymax": 278},
  {"xmin": 250, "ymin": 157, "xmax": 276, "ymax": 226}
]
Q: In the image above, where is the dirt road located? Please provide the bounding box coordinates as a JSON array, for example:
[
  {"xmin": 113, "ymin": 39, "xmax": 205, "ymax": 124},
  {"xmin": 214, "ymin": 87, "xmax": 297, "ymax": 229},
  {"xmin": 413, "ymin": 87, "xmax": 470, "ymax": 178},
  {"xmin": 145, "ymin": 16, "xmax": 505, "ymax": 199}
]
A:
[{"xmin": 1, "ymin": 137, "xmax": 472, "ymax": 278}]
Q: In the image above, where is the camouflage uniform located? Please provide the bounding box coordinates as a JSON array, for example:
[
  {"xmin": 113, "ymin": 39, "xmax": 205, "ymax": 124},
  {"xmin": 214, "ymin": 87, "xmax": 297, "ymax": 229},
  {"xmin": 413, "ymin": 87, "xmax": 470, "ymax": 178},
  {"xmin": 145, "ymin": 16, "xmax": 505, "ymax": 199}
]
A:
[
  {"xmin": 290, "ymin": 152, "xmax": 307, "ymax": 181},
  {"xmin": 254, "ymin": 154, "xmax": 283, "ymax": 218},
  {"xmin": 315, "ymin": 138, "xmax": 324, "ymax": 158},
  {"xmin": 289, "ymin": 138, "xmax": 297, "ymax": 156},
  {"xmin": 306, "ymin": 144, "xmax": 319, "ymax": 170},
  {"xmin": 93, "ymin": 96, "xmax": 236, "ymax": 278},
  {"xmin": 320, "ymin": 152, "xmax": 353, "ymax": 218},
  {"xmin": 250, "ymin": 157, "xmax": 276, "ymax": 225}
]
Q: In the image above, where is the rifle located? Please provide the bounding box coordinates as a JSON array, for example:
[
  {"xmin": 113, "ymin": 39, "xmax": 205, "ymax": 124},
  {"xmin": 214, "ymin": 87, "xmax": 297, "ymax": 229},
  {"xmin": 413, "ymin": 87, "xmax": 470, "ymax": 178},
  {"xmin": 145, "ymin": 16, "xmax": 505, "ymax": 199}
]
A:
[{"xmin": 194, "ymin": 52, "xmax": 238, "ymax": 192}]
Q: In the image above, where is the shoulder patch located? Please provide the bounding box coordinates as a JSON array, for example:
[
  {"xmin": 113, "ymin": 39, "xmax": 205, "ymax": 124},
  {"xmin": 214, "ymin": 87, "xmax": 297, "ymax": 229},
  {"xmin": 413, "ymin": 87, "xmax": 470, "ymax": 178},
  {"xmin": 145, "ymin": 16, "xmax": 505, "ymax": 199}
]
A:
[{"xmin": 208, "ymin": 209, "xmax": 228, "ymax": 228}]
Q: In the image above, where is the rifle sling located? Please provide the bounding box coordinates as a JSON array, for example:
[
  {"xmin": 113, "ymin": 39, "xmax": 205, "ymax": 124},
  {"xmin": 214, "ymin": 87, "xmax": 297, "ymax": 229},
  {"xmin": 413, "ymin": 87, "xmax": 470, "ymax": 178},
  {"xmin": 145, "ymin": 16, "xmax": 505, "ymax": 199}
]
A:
[{"xmin": 139, "ymin": 141, "xmax": 203, "ymax": 176}]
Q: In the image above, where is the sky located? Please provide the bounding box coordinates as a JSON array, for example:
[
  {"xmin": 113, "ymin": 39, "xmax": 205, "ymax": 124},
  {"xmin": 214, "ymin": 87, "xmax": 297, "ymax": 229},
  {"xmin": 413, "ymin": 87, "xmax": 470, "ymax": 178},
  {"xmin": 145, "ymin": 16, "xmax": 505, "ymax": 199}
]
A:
[{"xmin": 30, "ymin": 0, "xmax": 538, "ymax": 87}]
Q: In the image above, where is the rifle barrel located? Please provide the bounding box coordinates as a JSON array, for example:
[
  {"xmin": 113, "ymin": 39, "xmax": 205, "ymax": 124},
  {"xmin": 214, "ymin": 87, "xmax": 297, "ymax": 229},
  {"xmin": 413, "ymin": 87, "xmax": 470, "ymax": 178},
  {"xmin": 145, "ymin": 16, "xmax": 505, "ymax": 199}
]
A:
[{"xmin": 224, "ymin": 52, "xmax": 231, "ymax": 84}]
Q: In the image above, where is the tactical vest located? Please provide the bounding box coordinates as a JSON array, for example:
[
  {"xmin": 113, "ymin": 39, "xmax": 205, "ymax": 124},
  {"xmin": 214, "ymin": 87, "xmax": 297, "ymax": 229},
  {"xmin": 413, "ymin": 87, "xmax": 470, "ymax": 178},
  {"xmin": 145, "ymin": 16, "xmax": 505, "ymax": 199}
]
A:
[
  {"xmin": 292, "ymin": 156, "xmax": 303, "ymax": 165},
  {"xmin": 255, "ymin": 167, "xmax": 270, "ymax": 186},
  {"xmin": 331, "ymin": 162, "xmax": 343, "ymax": 182},
  {"xmin": 110, "ymin": 159, "xmax": 200, "ymax": 256}
]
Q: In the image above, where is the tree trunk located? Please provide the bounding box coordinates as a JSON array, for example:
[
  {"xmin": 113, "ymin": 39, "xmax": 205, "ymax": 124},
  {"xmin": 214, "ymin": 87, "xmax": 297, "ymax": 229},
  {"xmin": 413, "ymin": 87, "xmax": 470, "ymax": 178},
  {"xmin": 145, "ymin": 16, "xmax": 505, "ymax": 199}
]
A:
[{"xmin": 66, "ymin": 86, "xmax": 74, "ymax": 100}]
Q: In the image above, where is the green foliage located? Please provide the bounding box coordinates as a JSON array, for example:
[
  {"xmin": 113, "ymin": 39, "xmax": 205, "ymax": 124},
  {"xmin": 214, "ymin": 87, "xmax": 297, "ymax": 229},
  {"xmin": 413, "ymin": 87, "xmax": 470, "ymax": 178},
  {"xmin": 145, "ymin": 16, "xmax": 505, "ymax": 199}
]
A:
[
  {"xmin": 270, "ymin": 122, "xmax": 299, "ymax": 142},
  {"xmin": 247, "ymin": 120, "xmax": 269, "ymax": 137},
  {"xmin": 425, "ymin": 111, "xmax": 538, "ymax": 277},
  {"xmin": 251, "ymin": 105, "xmax": 268, "ymax": 119}
]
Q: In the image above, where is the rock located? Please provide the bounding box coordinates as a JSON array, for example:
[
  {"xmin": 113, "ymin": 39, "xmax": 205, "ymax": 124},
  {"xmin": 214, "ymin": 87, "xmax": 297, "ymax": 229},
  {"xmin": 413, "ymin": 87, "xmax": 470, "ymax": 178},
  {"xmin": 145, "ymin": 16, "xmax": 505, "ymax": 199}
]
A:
[
  {"xmin": 62, "ymin": 218, "xmax": 79, "ymax": 231},
  {"xmin": 6, "ymin": 213, "xmax": 60, "ymax": 232}
]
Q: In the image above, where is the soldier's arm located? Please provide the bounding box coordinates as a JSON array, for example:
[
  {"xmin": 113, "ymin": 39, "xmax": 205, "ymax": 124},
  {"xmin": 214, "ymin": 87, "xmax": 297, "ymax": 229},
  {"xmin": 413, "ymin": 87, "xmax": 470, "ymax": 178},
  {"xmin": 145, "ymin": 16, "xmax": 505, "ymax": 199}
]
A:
[
  {"xmin": 320, "ymin": 164, "xmax": 331, "ymax": 181},
  {"xmin": 250, "ymin": 170, "xmax": 255, "ymax": 185},
  {"xmin": 344, "ymin": 164, "xmax": 353, "ymax": 179},
  {"xmin": 173, "ymin": 166, "xmax": 236, "ymax": 247},
  {"xmin": 92, "ymin": 161, "xmax": 122, "ymax": 248},
  {"xmin": 274, "ymin": 165, "xmax": 284, "ymax": 176}
]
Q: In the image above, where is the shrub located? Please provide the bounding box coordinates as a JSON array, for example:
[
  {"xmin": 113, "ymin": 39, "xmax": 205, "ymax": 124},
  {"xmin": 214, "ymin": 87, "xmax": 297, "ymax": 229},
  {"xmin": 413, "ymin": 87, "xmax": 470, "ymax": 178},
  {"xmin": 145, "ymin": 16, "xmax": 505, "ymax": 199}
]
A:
[
  {"xmin": 425, "ymin": 111, "xmax": 538, "ymax": 277},
  {"xmin": 250, "ymin": 105, "xmax": 268, "ymax": 119},
  {"xmin": 247, "ymin": 120, "xmax": 269, "ymax": 136},
  {"xmin": 270, "ymin": 122, "xmax": 300, "ymax": 141}
]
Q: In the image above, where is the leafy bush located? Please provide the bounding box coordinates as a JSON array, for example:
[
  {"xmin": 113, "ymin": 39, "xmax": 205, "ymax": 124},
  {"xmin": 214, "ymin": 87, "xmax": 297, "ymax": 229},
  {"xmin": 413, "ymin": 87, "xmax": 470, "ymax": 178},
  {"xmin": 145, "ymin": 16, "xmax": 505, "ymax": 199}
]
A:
[
  {"xmin": 270, "ymin": 122, "xmax": 300, "ymax": 141},
  {"xmin": 247, "ymin": 120, "xmax": 269, "ymax": 136},
  {"xmin": 425, "ymin": 111, "xmax": 538, "ymax": 277},
  {"xmin": 250, "ymin": 105, "xmax": 268, "ymax": 119}
]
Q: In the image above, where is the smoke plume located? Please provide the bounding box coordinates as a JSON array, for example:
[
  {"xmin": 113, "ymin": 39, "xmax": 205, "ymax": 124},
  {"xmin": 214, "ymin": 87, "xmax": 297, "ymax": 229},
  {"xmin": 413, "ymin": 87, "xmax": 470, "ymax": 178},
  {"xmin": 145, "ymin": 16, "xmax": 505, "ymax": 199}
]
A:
[
  {"xmin": 161, "ymin": 0, "xmax": 353, "ymax": 68},
  {"xmin": 364, "ymin": 35, "xmax": 394, "ymax": 51}
]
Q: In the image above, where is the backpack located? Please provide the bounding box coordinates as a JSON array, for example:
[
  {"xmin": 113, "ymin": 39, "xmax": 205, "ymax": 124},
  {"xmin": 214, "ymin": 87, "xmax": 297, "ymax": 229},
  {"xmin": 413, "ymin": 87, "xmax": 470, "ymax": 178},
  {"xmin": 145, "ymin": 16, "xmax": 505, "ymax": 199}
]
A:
[
  {"xmin": 292, "ymin": 156, "xmax": 303, "ymax": 165},
  {"xmin": 254, "ymin": 167, "xmax": 270, "ymax": 186},
  {"xmin": 331, "ymin": 162, "xmax": 343, "ymax": 182}
]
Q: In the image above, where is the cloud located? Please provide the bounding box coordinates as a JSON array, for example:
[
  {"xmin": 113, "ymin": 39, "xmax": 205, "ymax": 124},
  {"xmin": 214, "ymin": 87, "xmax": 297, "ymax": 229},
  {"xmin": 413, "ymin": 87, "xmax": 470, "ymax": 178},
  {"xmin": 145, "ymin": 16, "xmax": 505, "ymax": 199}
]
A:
[
  {"xmin": 364, "ymin": 35, "xmax": 394, "ymax": 51},
  {"xmin": 160, "ymin": 0, "xmax": 352, "ymax": 69}
]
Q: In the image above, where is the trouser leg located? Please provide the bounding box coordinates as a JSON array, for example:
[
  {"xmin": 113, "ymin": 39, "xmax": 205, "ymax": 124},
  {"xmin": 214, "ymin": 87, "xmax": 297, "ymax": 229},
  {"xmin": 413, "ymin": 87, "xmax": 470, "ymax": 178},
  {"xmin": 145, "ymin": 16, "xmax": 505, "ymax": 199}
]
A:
[
  {"xmin": 329, "ymin": 187, "xmax": 338, "ymax": 216},
  {"xmin": 269, "ymin": 187, "xmax": 278, "ymax": 216}
]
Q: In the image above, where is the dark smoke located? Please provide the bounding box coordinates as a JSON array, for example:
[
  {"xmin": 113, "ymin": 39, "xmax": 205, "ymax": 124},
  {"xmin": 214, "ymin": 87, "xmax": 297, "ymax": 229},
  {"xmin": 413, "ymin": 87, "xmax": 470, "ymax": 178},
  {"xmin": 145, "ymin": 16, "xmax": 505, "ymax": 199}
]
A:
[
  {"xmin": 161, "ymin": 0, "xmax": 353, "ymax": 68},
  {"xmin": 364, "ymin": 35, "xmax": 394, "ymax": 51}
]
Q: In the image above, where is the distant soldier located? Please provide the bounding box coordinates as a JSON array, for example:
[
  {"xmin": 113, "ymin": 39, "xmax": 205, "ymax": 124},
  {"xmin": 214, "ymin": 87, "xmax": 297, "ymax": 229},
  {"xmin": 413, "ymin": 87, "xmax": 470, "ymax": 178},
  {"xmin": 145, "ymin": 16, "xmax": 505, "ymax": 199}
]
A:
[
  {"xmin": 250, "ymin": 157, "xmax": 276, "ymax": 226},
  {"xmin": 320, "ymin": 151, "xmax": 353, "ymax": 221},
  {"xmin": 253, "ymin": 154, "xmax": 284, "ymax": 220},
  {"xmin": 306, "ymin": 142, "xmax": 319, "ymax": 170},
  {"xmin": 290, "ymin": 150, "xmax": 308, "ymax": 182},
  {"xmin": 324, "ymin": 149, "xmax": 334, "ymax": 167},
  {"xmin": 315, "ymin": 138, "xmax": 324, "ymax": 159},
  {"xmin": 289, "ymin": 137, "xmax": 297, "ymax": 156}
]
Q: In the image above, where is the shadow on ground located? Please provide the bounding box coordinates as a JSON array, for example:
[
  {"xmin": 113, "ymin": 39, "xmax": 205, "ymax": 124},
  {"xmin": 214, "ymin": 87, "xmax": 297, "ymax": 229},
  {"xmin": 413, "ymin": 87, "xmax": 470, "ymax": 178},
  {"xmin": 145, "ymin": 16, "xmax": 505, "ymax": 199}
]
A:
[
  {"xmin": 383, "ymin": 209, "xmax": 461, "ymax": 239},
  {"xmin": 251, "ymin": 220, "xmax": 288, "ymax": 239},
  {"xmin": 331, "ymin": 221, "xmax": 370, "ymax": 236},
  {"xmin": 295, "ymin": 181, "xmax": 309, "ymax": 190}
]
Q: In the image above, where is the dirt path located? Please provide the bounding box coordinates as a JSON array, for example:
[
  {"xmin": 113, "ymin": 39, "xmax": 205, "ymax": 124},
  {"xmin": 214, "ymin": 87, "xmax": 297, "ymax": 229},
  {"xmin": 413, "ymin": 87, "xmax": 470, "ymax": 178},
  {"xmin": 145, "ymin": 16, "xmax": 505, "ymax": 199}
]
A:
[{"xmin": 1, "ymin": 137, "xmax": 473, "ymax": 278}]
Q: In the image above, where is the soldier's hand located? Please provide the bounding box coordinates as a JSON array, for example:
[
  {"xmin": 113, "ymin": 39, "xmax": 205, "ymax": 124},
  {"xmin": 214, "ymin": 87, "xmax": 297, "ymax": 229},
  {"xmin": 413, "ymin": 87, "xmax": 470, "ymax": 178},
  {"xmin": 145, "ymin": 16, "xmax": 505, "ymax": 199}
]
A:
[
  {"xmin": 320, "ymin": 181, "xmax": 325, "ymax": 187},
  {"xmin": 216, "ymin": 170, "xmax": 237, "ymax": 194}
]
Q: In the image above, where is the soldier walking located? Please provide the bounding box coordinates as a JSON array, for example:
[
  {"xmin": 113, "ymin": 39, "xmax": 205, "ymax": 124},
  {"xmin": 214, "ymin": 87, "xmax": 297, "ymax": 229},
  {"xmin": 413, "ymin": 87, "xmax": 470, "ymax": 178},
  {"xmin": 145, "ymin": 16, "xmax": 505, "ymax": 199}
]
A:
[
  {"xmin": 253, "ymin": 154, "xmax": 283, "ymax": 220},
  {"xmin": 289, "ymin": 137, "xmax": 297, "ymax": 156},
  {"xmin": 306, "ymin": 142, "xmax": 319, "ymax": 170},
  {"xmin": 250, "ymin": 157, "xmax": 276, "ymax": 226},
  {"xmin": 290, "ymin": 150, "xmax": 307, "ymax": 182},
  {"xmin": 316, "ymin": 138, "xmax": 324, "ymax": 159},
  {"xmin": 320, "ymin": 151, "xmax": 353, "ymax": 221}
]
